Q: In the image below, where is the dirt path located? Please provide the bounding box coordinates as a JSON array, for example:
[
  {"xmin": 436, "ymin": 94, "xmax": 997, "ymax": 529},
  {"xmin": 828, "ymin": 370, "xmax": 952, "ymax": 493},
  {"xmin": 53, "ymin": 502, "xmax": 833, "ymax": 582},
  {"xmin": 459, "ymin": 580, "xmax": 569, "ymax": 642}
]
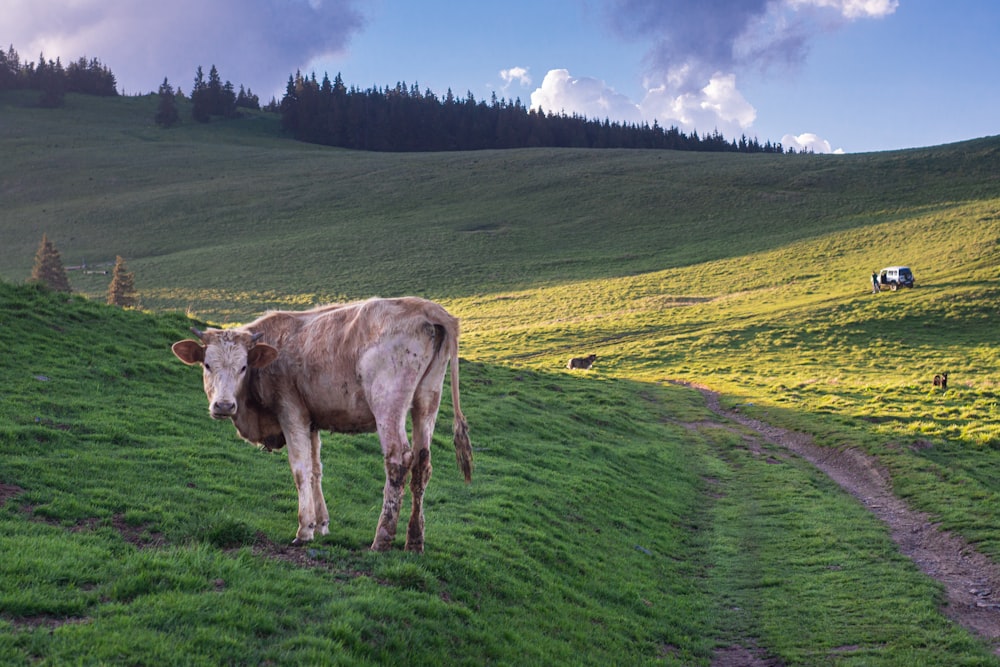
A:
[{"xmin": 679, "ymin": 382, "xmax": 1000, "ymax": 660}]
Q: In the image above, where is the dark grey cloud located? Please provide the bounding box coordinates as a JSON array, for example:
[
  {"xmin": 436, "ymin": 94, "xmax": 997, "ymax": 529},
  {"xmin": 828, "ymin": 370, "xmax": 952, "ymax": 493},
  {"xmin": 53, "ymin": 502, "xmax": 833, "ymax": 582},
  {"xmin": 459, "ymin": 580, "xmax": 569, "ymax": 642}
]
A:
[
  {"xmin": 605, "ymin": 0, "xmax": 803, "ymax": 90},
  {"xmin": 602, "ymin": 0, "xmax": 896, "ymax": 92},
  {"xmin": 7, "ymin": 0, "xmax": 365, "ymax": 95}
]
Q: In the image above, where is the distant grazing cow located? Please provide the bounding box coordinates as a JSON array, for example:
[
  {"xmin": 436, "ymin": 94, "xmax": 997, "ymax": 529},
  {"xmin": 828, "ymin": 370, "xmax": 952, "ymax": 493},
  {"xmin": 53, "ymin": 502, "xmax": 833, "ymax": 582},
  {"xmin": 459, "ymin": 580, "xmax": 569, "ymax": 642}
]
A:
[
  {"xmin": 567, "ymin": 354, "xmax": 597, "ymax": 370},
  {"xmin": 933, "ymin": 372, "xmax": 948, "ymax": 389},
  {"xmin": 172, "ymin": 297, "xmax": 472, "ymax": 552}
]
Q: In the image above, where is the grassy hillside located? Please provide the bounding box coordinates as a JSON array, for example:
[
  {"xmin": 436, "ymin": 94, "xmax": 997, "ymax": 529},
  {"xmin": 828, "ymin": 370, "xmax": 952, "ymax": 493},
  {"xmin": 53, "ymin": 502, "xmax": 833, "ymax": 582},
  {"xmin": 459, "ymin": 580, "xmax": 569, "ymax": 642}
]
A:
[
  {"xmin": 0, "ymin": 282, "xmax": 993, "ymax": 665},
  {"xmin": 2, "ymin": 91, "xmax": 1000, "ymax": 663},
  {"xmin": 2, "ymin": 90, "xmax": 998, "ymax": 321}
]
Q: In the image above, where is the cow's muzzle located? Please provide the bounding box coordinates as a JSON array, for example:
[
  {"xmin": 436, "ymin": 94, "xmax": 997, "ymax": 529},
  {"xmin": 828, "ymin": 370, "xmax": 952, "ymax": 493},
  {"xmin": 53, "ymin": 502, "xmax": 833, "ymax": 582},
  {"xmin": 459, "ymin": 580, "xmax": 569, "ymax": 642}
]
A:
[{"xmin": 210, "ymin": 400, "xmax": 237, "ymax": 419}]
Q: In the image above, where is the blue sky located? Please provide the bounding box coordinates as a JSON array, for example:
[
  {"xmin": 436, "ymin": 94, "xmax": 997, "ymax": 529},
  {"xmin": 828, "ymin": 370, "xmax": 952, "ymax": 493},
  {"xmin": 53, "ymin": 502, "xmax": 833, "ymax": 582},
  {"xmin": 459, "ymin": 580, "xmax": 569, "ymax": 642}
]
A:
[{"xmin": 8, "ymin": 0, "xmax": 999, "ymax": 153}]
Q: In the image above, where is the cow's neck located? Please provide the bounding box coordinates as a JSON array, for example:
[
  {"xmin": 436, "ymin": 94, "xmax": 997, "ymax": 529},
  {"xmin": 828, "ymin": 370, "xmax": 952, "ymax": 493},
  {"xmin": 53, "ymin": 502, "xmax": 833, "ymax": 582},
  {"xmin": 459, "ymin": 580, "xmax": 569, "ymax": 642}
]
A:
[{"xmin": 230, "ymin": 384, "xmax": 285, "ymax": 450}]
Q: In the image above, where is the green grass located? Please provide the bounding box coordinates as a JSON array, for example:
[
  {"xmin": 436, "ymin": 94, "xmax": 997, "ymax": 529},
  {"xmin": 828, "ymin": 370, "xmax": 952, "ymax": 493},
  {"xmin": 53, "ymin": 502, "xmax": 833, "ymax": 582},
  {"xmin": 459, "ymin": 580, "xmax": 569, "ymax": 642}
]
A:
[
  {"xmin": 0, "ymin": 284, "xmax": 721, "ymax": 665},
  {"xmin": 3, "ymin": 90, "xmax": 998, "ymax": 320},
  {"xmin": 1, "ymin": 286, "xmax": 993, "ymax": 664},
  {"xmin": 2, "ymin": 92, "xmax": 1000, "ymax": 663}
]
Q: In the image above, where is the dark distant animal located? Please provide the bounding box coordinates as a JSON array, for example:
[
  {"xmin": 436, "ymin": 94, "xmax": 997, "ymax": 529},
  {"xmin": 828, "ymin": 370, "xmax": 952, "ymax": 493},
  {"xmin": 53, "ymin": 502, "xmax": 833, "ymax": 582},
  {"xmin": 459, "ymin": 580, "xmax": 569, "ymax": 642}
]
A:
[
  {"xmin": 567, "ymin": 354, "xmax": 597, "ymax": 370},
  {"xmin": 171, "ymin": 297, "xmax": 472, "ymax": 553},
  {"xmin": 933, "ymin": 372, "xmax": 948, "ymax": 389}
]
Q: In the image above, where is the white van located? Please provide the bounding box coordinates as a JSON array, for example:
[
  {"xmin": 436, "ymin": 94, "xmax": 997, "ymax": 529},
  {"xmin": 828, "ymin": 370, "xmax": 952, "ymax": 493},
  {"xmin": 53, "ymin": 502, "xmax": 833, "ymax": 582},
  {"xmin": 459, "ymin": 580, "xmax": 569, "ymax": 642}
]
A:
[{"xmin": 878, "ymin": 266, "xmax": 915, "ymax": 290}]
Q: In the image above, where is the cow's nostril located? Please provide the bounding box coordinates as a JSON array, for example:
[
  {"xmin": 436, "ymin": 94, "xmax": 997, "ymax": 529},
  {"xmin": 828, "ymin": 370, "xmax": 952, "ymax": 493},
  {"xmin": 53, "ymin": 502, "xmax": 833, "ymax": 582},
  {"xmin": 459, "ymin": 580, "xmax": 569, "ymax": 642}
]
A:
[{"xmin": 212, "ymin": 400, "xmax": 236, "ymax": 417}]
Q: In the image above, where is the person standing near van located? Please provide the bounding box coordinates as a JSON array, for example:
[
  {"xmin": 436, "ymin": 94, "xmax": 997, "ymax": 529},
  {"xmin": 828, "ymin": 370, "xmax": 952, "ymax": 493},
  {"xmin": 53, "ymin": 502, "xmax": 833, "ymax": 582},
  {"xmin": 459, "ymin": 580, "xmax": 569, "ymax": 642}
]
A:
[{"xmin": 871, "ymin": 271, "xmax": 881, "ymax": 293}]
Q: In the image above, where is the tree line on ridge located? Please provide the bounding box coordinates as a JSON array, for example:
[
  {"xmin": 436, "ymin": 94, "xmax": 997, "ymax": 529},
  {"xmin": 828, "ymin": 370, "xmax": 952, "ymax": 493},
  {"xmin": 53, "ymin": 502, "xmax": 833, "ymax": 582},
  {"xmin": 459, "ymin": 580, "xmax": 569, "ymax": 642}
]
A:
[
  {"xmin": 1, "ymin": 45, "xmax": 117, "ymax": 106},
  {"xmin": 278, "ymin": 71, "xmax": 785, "ymax": 154},
  {"xmin": 3, "ymin": 42, "xmax": 786, "ymax": 154}
]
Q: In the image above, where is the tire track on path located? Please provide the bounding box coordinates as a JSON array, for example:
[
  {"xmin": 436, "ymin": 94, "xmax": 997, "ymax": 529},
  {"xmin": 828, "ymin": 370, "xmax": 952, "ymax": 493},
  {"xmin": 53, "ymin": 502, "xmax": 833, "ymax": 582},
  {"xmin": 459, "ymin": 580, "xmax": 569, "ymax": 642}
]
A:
[{"xmin": 677, "ymin": 381, "xmax": 1000, "ymax": 655}]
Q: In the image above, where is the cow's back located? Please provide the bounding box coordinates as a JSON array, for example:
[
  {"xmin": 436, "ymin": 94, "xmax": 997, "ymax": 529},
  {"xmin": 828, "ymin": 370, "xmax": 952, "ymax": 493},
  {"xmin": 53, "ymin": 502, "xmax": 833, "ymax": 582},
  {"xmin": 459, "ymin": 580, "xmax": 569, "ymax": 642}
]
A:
[{"xmin": 247, "ymin": 298, "xmax": 454, "ymax": 434}]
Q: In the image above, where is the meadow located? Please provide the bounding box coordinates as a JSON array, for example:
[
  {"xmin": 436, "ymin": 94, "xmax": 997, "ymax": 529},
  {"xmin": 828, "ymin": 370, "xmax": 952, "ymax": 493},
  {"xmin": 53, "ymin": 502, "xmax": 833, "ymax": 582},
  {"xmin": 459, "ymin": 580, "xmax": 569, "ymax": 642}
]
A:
[{"xmin": 1, "ymin": 90, "xmax": 999, "ymax": 664}]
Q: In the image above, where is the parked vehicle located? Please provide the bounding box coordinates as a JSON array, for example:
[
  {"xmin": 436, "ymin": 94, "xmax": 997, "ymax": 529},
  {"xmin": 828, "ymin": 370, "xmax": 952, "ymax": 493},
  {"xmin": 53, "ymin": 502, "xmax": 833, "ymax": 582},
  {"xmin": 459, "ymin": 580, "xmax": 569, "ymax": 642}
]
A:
[{"xmin": 879, "ymin": 266, "xmax": 915, "ymax": 290}]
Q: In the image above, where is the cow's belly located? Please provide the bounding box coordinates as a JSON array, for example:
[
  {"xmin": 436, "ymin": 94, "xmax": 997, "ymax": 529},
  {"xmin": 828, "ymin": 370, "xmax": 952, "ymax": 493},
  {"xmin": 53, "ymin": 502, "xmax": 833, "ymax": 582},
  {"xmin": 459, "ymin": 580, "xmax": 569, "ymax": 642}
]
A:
[
  {"xmin": 305, "ymin": 387, "xmax": 377, "ymax": 434},
  {"xmin": 295, "ymin": 371, "xmax": 377, "ymax": 434},
  {"xmin": 313, "ymin": 408, "xmax": 377, "ymax": 434}
]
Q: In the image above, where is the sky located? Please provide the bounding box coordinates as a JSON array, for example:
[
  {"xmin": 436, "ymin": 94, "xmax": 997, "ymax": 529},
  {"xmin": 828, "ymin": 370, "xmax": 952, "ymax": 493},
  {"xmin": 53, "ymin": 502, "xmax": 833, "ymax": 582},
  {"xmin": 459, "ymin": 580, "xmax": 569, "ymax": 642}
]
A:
[{"xmin": 7, "ymin": 0, "xmax": 999, "ymax": 153}]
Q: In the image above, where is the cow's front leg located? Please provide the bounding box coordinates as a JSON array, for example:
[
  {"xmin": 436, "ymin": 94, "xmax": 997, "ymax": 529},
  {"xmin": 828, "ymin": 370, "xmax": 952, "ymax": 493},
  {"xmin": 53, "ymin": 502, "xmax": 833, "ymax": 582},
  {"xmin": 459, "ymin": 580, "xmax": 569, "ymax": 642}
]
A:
[
  {"xmin": 285, "ymin": 424, "xmax": 318, "ymax": 545},
  {"xmin": 372, "ymin": 417, "xmax": 413, "ymax": 552},
  {"xmin": 311, "ymin": 430, "xmax": 329, "ymax": 537}
]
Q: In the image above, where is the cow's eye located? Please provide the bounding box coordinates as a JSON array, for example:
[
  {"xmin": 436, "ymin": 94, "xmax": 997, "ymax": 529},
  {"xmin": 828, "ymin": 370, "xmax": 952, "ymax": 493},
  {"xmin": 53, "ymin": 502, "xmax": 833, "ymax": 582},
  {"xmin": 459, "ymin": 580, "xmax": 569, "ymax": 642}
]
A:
[
  {"xmin": 204, "ymin": 364, "xmax": 212, "ymax": 372},
  {"xmin": 240, "ymin": 366, "xmax": 247, "ymax": 374}
]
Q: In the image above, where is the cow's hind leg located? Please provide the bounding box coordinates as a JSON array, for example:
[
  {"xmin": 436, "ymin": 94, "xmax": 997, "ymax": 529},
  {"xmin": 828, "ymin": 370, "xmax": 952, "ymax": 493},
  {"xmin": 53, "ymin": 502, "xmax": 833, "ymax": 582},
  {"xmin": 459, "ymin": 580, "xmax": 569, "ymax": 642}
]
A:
[
  {"xmin": 372, "ymin": 414, "xmax": 413, "ymax": 552},
  {"xmin": 405, "ymin": 394, "xmax": 440, "ymax": 553},
  {"xmin": 363, "ymin": 334, "xmax": 439, "ymax": 551}
]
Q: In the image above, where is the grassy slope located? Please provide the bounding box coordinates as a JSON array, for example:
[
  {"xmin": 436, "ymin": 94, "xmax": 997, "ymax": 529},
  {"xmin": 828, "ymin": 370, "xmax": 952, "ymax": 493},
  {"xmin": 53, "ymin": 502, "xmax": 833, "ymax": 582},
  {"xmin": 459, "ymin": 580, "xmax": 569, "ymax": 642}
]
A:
[
  {"xmin": 0, "ymin": 283, "xmax": 720, "ymax": 664},
  {"xmin": 3, "ymin": 91, "xmax": 997, "ymax": 320},
  {"xmin": 2, "ymin": 92, "xmax": 1000, "ymax": 663},
  {"xmin": 0, "ymin": 286, "xmax": 989, "ymax": 666}
]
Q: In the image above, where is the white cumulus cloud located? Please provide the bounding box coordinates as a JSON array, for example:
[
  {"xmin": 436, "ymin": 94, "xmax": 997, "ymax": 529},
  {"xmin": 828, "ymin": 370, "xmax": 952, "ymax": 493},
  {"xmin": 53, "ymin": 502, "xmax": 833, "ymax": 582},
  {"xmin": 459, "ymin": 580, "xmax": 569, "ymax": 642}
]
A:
[
  {"xmin": 529, "ymin": 69, "xmax": 642, "ymax": 123},
  {"xmin": 641, "ymin": 73, "xmax": 756, "ymax": 137},
  {"xmin": 500, "ymin": 66, "xmax": 532, "ymax": 88},
  {"xmin": 782, "ymin": 132, "xmax": 844, "ymax": 154},
  {"xmin": 788, "ymin": 0, "xmax": 899, "ymax": 19},
  {"xmin": 528, "ymin": 68, "xmax": 755, "ymax": 138}
]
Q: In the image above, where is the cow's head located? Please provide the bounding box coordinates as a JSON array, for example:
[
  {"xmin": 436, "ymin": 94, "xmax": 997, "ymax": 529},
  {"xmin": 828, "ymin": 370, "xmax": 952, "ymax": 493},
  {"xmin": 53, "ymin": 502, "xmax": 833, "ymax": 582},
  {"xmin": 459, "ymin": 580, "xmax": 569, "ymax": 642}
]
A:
[{"xmin": 172, "ymin": 328, "xmax": 278, "ymax": 419}]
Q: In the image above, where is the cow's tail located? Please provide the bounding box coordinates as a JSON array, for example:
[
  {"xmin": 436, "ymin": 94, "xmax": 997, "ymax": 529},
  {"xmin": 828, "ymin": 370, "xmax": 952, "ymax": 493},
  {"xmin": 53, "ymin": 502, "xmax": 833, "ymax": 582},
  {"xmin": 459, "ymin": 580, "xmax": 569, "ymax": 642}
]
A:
[{"xmin": 446, "ymin": 321, "xmax": 473, "ymax": 483}]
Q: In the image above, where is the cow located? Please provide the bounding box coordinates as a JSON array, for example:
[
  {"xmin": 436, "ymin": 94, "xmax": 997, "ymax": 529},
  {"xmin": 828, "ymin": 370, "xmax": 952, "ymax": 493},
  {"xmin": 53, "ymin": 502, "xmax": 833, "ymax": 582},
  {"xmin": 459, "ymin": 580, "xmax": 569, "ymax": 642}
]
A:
[
  {"xmin": 171, "ymin": 297, "xmax": 472, "ymax": 553},
  {"xmin": 933, "ymin": 372, "xmax": 948, "ymax": 389},
  {"xmin": 567, "ymin": 354, "xmax": 597, "ymax": 370}
]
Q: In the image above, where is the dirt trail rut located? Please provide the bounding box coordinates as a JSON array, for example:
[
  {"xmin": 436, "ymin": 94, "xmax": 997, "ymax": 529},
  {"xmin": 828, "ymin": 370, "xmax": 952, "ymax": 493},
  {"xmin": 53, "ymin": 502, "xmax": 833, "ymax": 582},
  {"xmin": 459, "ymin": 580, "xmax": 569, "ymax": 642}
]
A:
[{"xmin": 681, "ymin": 382, "xmax": 1000, "ymax": 655}]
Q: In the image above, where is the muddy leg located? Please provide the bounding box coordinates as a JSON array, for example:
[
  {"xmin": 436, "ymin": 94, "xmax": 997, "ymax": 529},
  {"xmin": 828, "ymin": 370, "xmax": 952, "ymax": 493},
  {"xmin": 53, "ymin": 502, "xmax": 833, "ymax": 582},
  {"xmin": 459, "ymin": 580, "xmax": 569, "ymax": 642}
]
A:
[
  {"xmin": 405, "ymin": 399, "xmax": 438, "ymax": 552},
  {"xmin": 372, "ymin": 449, "xmax": 412, "ymax": 551},
  {"xmin": 405, "ymin": 446, "xmax": 432, "ymax": 552}
]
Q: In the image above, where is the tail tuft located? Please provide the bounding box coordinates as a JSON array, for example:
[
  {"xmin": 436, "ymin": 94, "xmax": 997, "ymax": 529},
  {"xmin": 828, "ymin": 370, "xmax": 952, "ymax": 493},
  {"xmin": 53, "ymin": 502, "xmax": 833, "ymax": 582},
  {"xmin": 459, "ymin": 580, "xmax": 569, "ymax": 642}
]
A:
[{"xmin": 453, "ymin": 415, "xmax": 473, "ymax": 483}]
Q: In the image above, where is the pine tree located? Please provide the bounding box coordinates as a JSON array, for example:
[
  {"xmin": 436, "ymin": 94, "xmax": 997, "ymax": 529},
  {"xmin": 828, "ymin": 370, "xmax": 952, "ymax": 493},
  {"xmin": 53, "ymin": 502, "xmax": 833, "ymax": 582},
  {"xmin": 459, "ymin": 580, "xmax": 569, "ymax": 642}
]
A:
[
  {"xmin": 107, "ymin": 255, "xmax": 138, "ymax": 307},
  {"xmin": 220, "ymin": 79, "xmax": 237, "ymax": 117},
  {"xmin": 191, "ymin": 65, "xmax": 210, "ymax": 123},
  {"xmin": 38, "ymin": 55, "xmax": 65, "ymax": 108},
  {"xmin": 207, "ymin": 65, "xmax": 223, "ymax": 113},
  {"xmin": 236, "ymin": 84, "xmax": 260, "ymax": 110},
  {"xmin": 155, "ymin": 77, "xmax": 179, "ymax": 127},
  {"xmin": 29, "ymin": 234, "xmax": 71, "ymax": 292}
]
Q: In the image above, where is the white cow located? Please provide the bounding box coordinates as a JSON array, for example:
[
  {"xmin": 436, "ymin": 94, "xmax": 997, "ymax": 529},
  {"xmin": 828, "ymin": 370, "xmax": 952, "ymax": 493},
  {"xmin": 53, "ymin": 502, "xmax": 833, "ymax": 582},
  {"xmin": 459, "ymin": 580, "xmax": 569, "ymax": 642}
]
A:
[{"xmin": 172, "ymin": 297, "xmax": 472, "ymax": 552}]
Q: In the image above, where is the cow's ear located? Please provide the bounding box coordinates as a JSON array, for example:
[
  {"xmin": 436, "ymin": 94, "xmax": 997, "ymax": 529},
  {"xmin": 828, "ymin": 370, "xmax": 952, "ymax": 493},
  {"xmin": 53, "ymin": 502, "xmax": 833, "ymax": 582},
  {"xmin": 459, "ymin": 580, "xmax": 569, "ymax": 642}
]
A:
[
  {"xmin": 248, "ymin": 343, "xmax": 279, "ymax": 368},
  {"xmin": 172, "ymin": 340, "xmax": 205, "ymax": 365}
]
